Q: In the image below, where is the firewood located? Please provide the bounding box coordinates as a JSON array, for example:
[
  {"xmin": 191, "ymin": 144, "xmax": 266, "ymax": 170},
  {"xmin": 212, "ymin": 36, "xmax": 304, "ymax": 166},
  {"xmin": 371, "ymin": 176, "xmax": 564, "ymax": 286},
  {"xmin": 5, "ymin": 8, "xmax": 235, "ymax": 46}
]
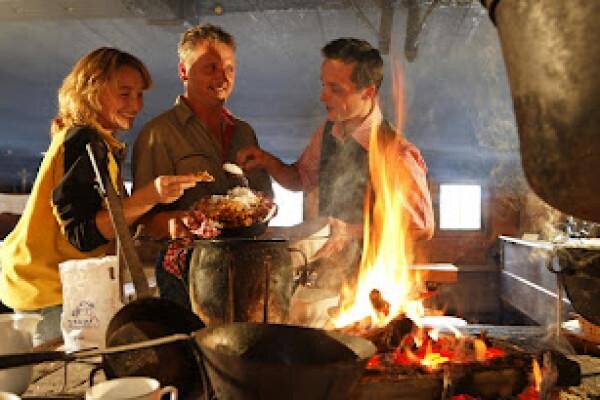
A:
[
  {"xmin": 361, "ymin": 316, "xmax": 416, "ymax": 352},
  {"xmin": 369, "ymin": 289, "xmax": 390, "ymax": 318}
]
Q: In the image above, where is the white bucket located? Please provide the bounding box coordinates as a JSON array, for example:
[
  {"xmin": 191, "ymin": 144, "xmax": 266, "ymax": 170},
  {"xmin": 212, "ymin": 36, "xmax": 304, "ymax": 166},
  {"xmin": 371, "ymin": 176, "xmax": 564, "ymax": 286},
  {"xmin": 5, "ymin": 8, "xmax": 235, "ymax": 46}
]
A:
[{"xmin": 59, "ymin": 256, "xmax": 122, "ymax": 352}]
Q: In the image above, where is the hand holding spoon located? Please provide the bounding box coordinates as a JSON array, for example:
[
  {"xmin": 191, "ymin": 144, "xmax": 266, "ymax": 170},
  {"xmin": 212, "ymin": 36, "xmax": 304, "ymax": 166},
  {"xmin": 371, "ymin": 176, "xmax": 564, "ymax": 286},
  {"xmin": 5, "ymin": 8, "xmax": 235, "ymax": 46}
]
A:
[{"xmin": 223, "ymin": 162, "xmax": 249, "ymax": 187}]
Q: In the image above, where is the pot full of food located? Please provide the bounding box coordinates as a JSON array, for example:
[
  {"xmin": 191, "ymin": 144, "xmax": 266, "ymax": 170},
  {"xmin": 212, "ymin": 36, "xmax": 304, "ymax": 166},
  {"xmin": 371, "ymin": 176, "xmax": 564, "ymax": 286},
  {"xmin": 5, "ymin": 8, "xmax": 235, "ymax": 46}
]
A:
[
  {"xmin": 186, "ymin": 187, "xmax": 306, "ymax": 326},
  {"xmin": 190, "ymin": 186, "xmax": 277, "ymax": 238}
]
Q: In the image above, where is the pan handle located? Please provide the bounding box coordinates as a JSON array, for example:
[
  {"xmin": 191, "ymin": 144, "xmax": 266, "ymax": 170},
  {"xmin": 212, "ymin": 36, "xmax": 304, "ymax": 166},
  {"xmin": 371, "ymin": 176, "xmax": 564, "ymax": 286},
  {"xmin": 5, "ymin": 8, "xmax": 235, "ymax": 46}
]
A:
[
  {"xmin": 0, "ymin": 350, "xmax": 74, "ymax": 370},
  {"xmin": 0, "ymin": 333, "xmax": 192, "ymax": 370}
]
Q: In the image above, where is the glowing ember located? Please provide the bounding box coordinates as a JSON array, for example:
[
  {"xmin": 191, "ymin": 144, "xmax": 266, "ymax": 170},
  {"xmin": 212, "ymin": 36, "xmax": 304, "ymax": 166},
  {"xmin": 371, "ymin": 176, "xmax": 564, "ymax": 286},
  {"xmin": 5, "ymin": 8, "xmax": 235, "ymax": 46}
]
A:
[{"xmin": 366, "ymin": 330, "xmax": 506, "ymax": 372}]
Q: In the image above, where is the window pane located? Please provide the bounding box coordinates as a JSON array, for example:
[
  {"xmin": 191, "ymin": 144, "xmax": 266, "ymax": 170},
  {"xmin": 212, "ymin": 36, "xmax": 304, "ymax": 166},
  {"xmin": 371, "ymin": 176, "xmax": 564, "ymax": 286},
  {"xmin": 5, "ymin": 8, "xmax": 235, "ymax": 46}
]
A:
[
  {"xmin": 439, "ymin": 184, "xmax": 481, "ymax": 230},
  {"xmin": 270, "ymin": 181, "xmax": 303, "ymax": 227}
]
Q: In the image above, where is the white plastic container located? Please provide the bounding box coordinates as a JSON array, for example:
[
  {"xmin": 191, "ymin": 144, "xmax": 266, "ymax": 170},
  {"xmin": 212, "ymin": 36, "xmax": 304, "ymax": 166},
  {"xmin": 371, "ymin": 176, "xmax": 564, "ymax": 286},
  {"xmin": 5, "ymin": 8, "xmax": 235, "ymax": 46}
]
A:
[{"xmin": 0, "ymin": 314, "xmax": 41, "ymax": 395}]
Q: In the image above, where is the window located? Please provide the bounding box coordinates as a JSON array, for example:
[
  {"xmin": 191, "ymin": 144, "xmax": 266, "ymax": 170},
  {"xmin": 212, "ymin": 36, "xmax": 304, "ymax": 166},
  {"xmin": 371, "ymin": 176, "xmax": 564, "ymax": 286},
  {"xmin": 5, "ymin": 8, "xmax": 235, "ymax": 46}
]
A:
[
  {"xmin": 270, "ymin": 181, "xmax": 303, "ymax": 227},
  {"xmin": 439, "ymin": 184, "xmax": 482, "ymax": 230}
]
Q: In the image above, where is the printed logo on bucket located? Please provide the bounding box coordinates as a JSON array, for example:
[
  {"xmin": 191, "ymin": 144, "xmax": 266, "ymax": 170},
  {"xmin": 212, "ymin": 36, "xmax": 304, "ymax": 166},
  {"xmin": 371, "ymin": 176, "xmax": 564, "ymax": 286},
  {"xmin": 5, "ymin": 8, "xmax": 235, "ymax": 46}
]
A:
[{"xmin": 67, "ymin": 300, "xmax": 100, "ymax": 328}]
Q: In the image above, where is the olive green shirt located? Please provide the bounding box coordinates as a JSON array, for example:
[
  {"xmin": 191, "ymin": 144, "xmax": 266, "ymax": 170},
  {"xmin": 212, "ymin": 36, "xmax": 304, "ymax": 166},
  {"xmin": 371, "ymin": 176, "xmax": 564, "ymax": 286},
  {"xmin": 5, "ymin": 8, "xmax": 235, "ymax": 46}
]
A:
[{"xmin": 132, "ymin": 97, "xmax": 273, "ymax": 212}]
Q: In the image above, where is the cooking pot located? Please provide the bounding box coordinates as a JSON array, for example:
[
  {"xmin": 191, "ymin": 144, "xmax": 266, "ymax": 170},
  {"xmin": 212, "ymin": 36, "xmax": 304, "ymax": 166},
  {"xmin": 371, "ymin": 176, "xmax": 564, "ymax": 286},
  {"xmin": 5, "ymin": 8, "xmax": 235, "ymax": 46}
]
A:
[
  {"xmin": 189, "ymin": 238, "xmax": 307, "ymax": 326},
  {"xmin": 548, "ymin": 241, "xmax": 600, "ymax": 325},
  {"xmin": 195, "ymin": 322, "xmax": 377, "ymax": 400},
  {"xmin": 481, "ymin": 0, "xmax": 600, "ymax": 223}
]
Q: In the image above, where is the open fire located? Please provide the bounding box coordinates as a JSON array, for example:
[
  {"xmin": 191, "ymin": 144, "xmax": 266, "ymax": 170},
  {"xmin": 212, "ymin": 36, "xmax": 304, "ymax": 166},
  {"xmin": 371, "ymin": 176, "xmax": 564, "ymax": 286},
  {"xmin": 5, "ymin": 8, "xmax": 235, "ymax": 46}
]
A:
[{"xmin": 327, "ymin": 64, "xmax": 547, "ymax": 399}]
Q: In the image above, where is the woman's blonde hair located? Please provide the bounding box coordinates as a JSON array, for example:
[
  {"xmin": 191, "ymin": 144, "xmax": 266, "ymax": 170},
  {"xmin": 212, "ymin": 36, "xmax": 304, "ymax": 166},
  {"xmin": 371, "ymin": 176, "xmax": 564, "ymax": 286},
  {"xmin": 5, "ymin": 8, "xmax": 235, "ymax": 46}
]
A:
[{"xmin": 50, "ymin": 47, "xmax": 152, "ymax": 136}]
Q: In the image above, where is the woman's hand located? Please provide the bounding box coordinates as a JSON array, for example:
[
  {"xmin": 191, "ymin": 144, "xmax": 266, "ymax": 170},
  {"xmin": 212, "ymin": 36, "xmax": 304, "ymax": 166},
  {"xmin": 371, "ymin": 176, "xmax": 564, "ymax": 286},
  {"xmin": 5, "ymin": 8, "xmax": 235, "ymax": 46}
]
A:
[{"xmin": 137, "ymin": 175, "xmax": 198, "ymax": 205}]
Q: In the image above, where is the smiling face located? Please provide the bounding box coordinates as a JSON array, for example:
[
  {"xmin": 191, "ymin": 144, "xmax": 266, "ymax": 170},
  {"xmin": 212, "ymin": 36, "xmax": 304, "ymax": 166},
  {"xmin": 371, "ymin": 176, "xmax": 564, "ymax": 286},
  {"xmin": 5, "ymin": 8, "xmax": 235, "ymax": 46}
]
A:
[
  {"xmin": 97, "ymin": 65, "xmax": 145, "ymax": 133},
  {"xmin": 179, "ymin": 40, "xmax": 236, "ymax": 108},
  {"xmin": 319, "ymin": 58, "xmax": 376, "ymax": 123}
]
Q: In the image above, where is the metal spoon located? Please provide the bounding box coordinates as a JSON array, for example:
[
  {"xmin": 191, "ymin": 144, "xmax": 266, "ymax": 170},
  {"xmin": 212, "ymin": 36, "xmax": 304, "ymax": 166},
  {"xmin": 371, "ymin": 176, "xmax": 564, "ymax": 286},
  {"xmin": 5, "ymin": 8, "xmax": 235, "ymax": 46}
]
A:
[{"xmin": 223, "ymin": 162, "xmax": 249, "ymax": 187}]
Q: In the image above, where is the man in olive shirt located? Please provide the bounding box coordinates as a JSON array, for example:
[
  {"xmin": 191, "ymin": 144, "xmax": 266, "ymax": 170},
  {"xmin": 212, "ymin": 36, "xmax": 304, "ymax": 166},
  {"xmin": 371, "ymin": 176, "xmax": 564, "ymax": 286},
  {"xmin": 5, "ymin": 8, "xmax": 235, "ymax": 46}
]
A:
[
  {"xmin": 133, "ymin": 24, "xmax": 272, "ymax": 239},
  {"xmin": 132, "ymin": 24, "xmax": 272, "ymax": 307}
]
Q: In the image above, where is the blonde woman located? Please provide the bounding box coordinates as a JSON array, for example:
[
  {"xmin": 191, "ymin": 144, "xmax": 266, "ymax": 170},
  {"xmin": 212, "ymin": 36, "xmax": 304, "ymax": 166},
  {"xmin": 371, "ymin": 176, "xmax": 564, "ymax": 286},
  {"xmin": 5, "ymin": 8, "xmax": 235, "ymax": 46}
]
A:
[{"xmin": 0, "ymin": 48, "xmax": 198, "ymax": 344}]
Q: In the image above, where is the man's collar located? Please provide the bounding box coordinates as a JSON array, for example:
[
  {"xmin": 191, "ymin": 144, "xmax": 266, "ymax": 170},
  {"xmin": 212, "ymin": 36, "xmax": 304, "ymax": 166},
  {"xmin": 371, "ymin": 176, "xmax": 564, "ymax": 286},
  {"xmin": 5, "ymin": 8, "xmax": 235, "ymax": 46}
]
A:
[
  {"xmin": 330, "ymin": 102, "xmax": 383, "ymax": 150},
  {"xmin": 173, "ymin": 96, "xmax": 196, "ymax": 126},
  {"xmin": 173, "ymin": 96, "xmax": 234, "ymax": 127}
]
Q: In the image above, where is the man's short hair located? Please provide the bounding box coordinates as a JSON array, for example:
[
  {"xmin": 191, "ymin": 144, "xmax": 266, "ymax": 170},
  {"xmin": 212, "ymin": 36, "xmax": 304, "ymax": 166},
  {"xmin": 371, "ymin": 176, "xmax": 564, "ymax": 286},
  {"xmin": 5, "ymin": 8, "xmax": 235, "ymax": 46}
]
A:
[
  {"xmin": 178, "ymin": 24, "xmax": 236, "ymax": 62},
  {"xmin": 321, "ymin": 38, "xmax": 384, "ymax": 90}
]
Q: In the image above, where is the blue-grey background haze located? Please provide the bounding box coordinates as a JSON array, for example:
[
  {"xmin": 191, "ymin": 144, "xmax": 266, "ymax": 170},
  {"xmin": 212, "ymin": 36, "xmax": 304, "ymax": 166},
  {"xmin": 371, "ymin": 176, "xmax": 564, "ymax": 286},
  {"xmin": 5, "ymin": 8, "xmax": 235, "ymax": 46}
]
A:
[{"xmin": 0, "ymin": 0, "xmax": 522, "ymax": 193}]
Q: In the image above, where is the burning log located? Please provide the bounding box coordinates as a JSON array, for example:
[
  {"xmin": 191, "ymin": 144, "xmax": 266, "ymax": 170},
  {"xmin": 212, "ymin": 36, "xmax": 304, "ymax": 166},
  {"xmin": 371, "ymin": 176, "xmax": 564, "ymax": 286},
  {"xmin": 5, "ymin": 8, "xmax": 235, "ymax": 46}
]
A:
[
  {"xmin": 353, "ymin": 334, "xmax": 584, "ymax": 400},
  {"xmin": 338, "ymin": 315, "xmax": 416, "ymax": 353},
  {"xmin": 369, "ymin": 289, "xmax": 390, "ymax": 318},
  {"xmin": 355, "ymin": 341, "xmax": 532, "ymax": 400}
]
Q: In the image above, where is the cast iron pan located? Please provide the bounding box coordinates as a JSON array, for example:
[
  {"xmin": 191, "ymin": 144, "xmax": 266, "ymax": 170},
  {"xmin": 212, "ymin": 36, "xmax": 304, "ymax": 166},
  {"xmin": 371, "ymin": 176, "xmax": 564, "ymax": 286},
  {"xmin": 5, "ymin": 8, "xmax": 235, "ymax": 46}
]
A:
[
  {"xmin": 194, "ymin": 322, "xmax": 377, "ymax": 400},
  {"xmin": 103, "ymin": 297, "xmax": 205, "ymax": 398}
]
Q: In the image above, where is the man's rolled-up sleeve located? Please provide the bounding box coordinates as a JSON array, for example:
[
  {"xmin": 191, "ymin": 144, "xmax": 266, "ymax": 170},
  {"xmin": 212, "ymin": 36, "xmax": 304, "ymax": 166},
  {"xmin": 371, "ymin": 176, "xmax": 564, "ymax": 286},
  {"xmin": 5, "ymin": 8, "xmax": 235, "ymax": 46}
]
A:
[{"xmin": 294, "ymin": 124, "xmax": 325, "ymax": 191}]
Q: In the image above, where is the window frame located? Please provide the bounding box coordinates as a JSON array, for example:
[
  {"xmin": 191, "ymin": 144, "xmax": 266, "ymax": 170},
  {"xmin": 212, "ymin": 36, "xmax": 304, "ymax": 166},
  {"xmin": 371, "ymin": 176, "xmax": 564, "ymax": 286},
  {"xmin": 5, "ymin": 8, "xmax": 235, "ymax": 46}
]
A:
[{"xmin": 434, "ymin": 181, "xmax": 488, "ymax": 236}]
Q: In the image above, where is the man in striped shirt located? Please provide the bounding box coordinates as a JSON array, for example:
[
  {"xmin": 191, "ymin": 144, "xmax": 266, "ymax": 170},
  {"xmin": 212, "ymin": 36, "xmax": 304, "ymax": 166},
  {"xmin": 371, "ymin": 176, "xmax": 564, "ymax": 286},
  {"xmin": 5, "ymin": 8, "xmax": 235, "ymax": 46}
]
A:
[{"xmin": 237, "ymin": 38, "xmax": 433, "ymax": 268}]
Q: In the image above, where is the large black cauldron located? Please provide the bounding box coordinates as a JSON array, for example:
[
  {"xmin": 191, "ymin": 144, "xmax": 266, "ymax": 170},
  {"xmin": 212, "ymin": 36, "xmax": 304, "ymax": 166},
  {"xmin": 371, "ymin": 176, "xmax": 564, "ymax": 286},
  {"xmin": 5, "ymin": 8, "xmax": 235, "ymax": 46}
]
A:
[
  {"xmin": 189, "ymin": 238, "xmax": 305, "ymax": 326},
  {"xmin": 481, "ymin": 0, "xmax": 600, "ymax": 223}
]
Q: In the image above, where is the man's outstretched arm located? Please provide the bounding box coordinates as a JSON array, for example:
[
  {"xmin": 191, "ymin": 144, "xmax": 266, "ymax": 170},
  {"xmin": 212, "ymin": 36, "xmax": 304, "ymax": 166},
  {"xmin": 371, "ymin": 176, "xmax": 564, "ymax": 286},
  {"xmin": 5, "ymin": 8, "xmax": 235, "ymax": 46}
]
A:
[{"xmin": 237, "ymin": 146, "xmax": 304, "ymax": 191}]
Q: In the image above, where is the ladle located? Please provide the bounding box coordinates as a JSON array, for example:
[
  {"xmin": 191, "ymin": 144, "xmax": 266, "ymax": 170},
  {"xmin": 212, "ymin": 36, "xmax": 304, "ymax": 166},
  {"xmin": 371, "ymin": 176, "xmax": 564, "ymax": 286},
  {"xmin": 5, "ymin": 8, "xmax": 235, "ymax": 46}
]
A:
[{"xmin": 223, "ymin": 163, "xmax": 249, "ymax": 187}]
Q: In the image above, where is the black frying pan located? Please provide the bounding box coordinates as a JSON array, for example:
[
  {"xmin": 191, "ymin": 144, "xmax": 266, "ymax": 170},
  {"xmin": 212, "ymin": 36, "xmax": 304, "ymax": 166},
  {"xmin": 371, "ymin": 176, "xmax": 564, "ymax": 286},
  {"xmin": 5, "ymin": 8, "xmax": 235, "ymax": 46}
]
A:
[{"xmin": 101, "ymin": 297, "xmax": 205, "ymax": 397}]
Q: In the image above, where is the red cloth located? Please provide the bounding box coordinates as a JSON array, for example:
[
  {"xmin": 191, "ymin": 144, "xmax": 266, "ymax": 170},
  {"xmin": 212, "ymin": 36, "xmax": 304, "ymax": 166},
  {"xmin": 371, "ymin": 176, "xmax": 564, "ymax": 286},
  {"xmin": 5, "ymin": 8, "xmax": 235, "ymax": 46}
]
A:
[{"xmin": 162, "ymin": 211, "xmax": 221, "ymax": 279}]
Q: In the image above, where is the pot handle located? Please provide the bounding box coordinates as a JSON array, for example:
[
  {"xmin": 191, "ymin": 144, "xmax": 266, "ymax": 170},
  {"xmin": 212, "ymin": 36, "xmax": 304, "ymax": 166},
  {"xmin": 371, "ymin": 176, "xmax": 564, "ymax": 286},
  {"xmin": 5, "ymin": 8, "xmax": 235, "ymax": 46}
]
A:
[{"xmin": 288, "ymin": 247, "xmax": 309, "ymax": 291}]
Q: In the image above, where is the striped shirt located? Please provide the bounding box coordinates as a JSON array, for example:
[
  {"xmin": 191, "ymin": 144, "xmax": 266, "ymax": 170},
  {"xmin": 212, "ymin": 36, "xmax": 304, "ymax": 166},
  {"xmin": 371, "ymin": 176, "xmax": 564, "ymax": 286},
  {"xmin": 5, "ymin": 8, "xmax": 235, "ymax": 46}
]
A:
[{"xmin": 294, "ymin": 103, "xmax": 433, "ymax": 235}]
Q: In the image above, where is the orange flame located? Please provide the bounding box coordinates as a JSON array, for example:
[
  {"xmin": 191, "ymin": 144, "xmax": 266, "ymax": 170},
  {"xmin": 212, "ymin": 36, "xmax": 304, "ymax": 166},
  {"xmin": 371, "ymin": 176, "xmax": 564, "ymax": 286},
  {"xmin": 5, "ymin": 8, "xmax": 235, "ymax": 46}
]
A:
[
  {"xmin": 333, "ymin": 61, "xmax": 424, "ymax": 328},
  {"xmin": 532, "ymin": 359, "xmax": 542, "ymax": 392}
]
